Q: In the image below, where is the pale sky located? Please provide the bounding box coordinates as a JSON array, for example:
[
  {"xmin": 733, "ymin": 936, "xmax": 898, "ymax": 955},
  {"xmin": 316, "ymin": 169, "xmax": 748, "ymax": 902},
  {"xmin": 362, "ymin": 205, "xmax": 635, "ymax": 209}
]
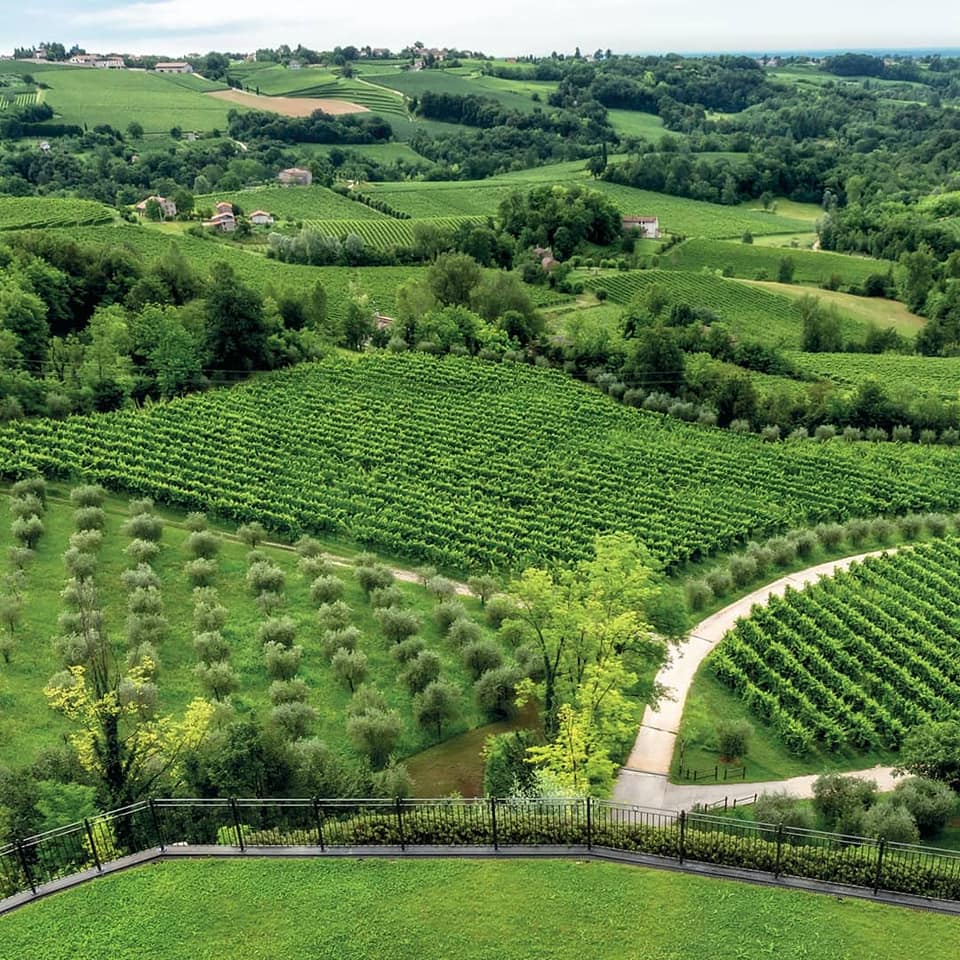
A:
[{"xmin": 5, "ymin": 1, "xmax": 959, "ymax": 57}]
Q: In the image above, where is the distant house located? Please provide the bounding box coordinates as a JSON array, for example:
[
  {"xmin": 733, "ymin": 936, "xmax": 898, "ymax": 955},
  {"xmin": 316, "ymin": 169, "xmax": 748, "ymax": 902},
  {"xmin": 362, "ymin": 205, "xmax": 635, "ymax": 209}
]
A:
[
  {"xmin": 69, "ymin": 54, "xmax": 98, "ymax": 65},
  {"xmin": 533, "ymin": 245, "xmax": 559, "ymax": 272},
  {"xmin": 249, "ymin": 210, "xmax": 274, "ymax": 225},
  {"xmin": 203, "ymin": 201, "xmax": 236, "ymax": 232},
  {"xmin": 622, "ymin": 216, "xmax": 660, "ymax": 239},
  {"xmin": 135, "ymin": 195, "xmax": 177, "ymax": 219},
  {"xmin": 375, "ymin": 313, "xmax": 394, "ymax": 331},
  {"xmin": 96, "ymin": 57, "xmax": 125, "ymax": 69},
  {"xmin": 37, "ymin": 140, "xmax": 50, "ymax": 152},
  {"xmin": 277, "ymin": 167, "xmax": 312, "ymax": 186},
  {"xmin": 154, "ymin": 62, "xmax": 194, "ymax": 74},
  {"xmin": 288, "ymin": 59, "xmax": 301, "ymax": 70}
]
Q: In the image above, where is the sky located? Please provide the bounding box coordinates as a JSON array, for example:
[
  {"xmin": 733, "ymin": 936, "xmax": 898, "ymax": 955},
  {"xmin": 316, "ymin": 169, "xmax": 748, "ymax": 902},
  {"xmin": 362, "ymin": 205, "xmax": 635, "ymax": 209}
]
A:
[{"xmin": 4, "ymin": 0, "xmax": 959, "ymax": 57}]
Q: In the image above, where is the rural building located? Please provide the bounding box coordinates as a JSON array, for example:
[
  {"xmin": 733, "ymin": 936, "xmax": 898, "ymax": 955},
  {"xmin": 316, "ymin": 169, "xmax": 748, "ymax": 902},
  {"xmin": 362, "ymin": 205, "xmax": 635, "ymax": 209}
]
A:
[
  {"xmin": 37, "ymin": 140, "xmax": 50, "ymax": 152},
  {"xmin": 277, "ymin": 167, "xmax": 313, "ymax": 186},
  {"xmin": 622, "ymin": 216, "xmax": 661, "ymax": 239},
  {"xmin": 69, "ymin": 54, "xmax": 98, "ymax": 65},
  {"xmin": 288, "ymin": 59, "xmax": 301, "ymax": 70},
  {"xmin": 135, "ymin": 195, "xmax": 177, "ymax": 219},
  {"xmin": 533, "ymin": 245, "xmax": 559, "ymax": 271},
  {"xmin": 249, "ymin": 210, "xmax": 275, "ymax": 225},
  {"xmin": 375, "ymin": 313, "xmax": 394, "ymax": 331},
  {"xmin": 154, "ymin": 62, "xmax": 194, "ymax": 74},
  {"xmin": 204, "ymin": 201, "xmax": 237, "ymax": 232}
]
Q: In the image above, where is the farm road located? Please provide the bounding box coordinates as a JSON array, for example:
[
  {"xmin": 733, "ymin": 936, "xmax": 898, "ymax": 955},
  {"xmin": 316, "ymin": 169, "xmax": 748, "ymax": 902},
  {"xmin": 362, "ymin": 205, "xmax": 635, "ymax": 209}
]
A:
[{"xmin": 613, "ymin": 549, "xmax": 903, "ymax": 808}]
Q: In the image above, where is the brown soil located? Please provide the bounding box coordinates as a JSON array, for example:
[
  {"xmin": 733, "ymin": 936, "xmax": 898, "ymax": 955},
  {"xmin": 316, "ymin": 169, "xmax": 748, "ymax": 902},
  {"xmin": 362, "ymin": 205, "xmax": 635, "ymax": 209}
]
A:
[{"xmin": 206, "ymin": 89, "xmax": 368, "ymax": 117}]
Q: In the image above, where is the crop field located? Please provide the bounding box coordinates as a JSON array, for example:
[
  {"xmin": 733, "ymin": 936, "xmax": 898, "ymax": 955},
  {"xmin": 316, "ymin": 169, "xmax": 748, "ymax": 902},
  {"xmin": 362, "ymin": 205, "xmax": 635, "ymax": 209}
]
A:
[
  {"xmin": 0, "ymin": 196, "xmax": 114, "ymax": 229},
  {"xmin": 607, "ymin": 109, "xmax": 667, "ymax": 139},
  {"xmin": 193, "ymin": 186, "xmax": 390, "ymax": 221},
  {"xmin": 5, "ymin": 355, "xmax": 960, "ymax": 573},
  {"xmin": 663, "ymin": 238, "xmax": 898, "ymax": 287},
  {"xmin": 791, "ymin": 353, "xmax": 960, "ymax": 399},
  {"xmin": 4, "ymin": 859, "xmax": 957, "ymax": 960},
  {"xmin": 710, "ymin": 540, "xmax": 960, "ymax": 754},
  {"xmin": 38, "ymin": 67, "xmax": 243, "ymax": 132},
  {"xmin": 581, "ymin": 269, "xmax": 811, "ymax": 347},
  {"xmin": 302, "ymin": 216, "xmax": 483, "ymax": 248}
]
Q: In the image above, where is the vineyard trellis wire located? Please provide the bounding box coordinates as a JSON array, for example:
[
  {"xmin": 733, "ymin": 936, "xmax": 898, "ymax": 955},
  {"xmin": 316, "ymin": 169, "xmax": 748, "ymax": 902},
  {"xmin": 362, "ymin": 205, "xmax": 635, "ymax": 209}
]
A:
[{"xmin": 3, "ymin": 796, "xmax": 960, "ymax": 910}]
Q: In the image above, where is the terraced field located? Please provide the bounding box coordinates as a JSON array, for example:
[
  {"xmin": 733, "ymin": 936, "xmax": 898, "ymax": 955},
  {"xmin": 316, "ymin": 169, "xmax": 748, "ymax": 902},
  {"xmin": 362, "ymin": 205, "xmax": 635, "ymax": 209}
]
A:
[
  {"xmin": 4, "ymin": 355, "xmax": 960, "ymax": 573},
  {"xmin": 710, "ymin": 540, "xmax": 960, "ymax": 754},
  {"xmin": 0, "ymin": 196, "xmax": 114, "ymax": 229}
]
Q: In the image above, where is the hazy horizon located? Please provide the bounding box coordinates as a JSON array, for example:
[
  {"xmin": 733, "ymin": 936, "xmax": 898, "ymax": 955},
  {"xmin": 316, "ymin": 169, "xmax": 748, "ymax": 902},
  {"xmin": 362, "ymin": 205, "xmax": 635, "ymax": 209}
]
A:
[{"xmin": 5, "ymin": 1, "xmax": 959, "ymax": 59}]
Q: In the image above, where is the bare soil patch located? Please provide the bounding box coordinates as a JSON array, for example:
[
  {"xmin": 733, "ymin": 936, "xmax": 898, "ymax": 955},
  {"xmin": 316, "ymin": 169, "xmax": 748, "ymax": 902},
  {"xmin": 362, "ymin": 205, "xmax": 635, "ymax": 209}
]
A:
[{"xmin": 207, "ymin": 89, "xmax": 368, "ymax": 116}]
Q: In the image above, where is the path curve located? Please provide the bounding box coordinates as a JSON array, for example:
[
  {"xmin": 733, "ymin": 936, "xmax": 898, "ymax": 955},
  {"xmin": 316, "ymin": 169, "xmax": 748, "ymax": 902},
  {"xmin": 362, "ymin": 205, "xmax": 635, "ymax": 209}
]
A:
[{"xmin": 613, "ymin": 549, "xmax": 904, "ymax": 808}]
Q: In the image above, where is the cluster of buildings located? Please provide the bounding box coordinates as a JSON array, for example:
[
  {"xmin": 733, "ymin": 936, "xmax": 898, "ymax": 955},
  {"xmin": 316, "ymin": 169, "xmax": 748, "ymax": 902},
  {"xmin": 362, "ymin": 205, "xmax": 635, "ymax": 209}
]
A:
[
  {"xmin": 134, "ymin": 196, "xmax": 275, "ymax": 231},
  {"xmin": 622, "ymin": 216, "xmax": 661, "ymax": 239},
  {"xmin": 67, "ymin": 53, "xmax": 124, "ymax": 69}
]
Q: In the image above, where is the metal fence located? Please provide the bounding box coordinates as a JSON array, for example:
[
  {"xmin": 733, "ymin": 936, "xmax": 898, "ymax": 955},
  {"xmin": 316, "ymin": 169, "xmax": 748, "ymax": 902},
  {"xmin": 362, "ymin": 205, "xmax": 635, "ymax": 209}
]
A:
[{"xmin": 2, "ymin": 797, "xmax": 960, "ymax": 906}]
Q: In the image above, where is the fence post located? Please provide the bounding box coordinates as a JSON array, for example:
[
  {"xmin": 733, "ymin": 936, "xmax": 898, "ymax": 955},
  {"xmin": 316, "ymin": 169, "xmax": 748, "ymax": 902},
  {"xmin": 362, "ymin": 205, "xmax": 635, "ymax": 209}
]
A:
[
  {"xmin": 230, "ymin": 798, "xmax": 244, "ymax": 852},
  {"xmin": 83, "ymin": 819, "xmax": 102, "ymax": 873},
  {"xmin": 490, "ymin": 797, "xmax": 498, "ymax": 851},
  {"xmin": 395, "ymin": 797, "xmax": 405, "ymax": 852},
  {"xmin": 148, "ymin": 798, "xmax": 165, "ymax": 852},
  {"xmin": 15, "ymin": 840, "xmax": 36, "ymax": 895},
  {"xmin": 313, "ymin": 797, "xmax": 324, "ymax": 851},
  {"xmin": 586, "ymin": 796, "xmax": 592, "ymax": 851},
  {"xmin": 874, "ymin": 838, "xmax": 886, "ymax": 895},
  {"xmin": 678, "ymin": 810, "xmax": 686, "ymax": 865},
  {"xmin": 774, "ymin": 823, "xmax": 784, "ymax": 879},
  {"xmin": 714, "ymin": 766, "xmax": 718, "ymax": 782}
]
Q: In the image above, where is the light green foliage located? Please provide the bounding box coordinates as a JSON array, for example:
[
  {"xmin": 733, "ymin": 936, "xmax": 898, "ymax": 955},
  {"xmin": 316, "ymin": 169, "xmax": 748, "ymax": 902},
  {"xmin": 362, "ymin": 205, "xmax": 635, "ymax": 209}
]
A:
[{"xmin": 0, "ymin": 197, "xmax": 114, "ymax": 230}]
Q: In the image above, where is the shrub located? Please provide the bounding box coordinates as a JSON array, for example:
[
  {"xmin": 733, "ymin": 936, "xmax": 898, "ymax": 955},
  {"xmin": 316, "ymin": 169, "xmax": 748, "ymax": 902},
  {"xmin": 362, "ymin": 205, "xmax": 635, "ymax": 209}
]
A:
[
  {"xmin": 184, "ymin": 558, "xmax": 218, "ymax": 587},
  {"xmin": 685, "ymin": 579, "xmax": 713, "ymax": 611},
  {"xmin": 415, "ymin": 680, "xmax": 460, "ymax": 740},
  {"xmin": 728, "ymin": 555, "xmax": 758, "ymax": 587},
  {"xmin": 463, "ymin": 639, "xmax": 503, "ymax": 680},
  {"xmin": 815, "ymin": 522, "xmax": 845, "ymax": 549},
  {"xmin": 237, "ymin": 522, "xmax": 268, "ymax": 547},
  {"xmin": 843, "ymin": 518, "xmax": 871, "ymax": 546},
  {"xmin": 122, "ymin": 513, "xmax": 163, "ymax": 542},
  {"xmin": 126, "ymin": 539, "xmax": 160, "ymax": 566},
  {"xmin": 247, "ymin": 561, "xmax": 285, "ymax": 595},
  {"xmin": 355, "ymin": 565, "xmax": 394, "ymax": 594},
  {"xmin": 11, "ymin": 515, "xmax": 44, "ymax": 549},
  {"xmin": 891, "ymin": 424, "xmax": 913, "ymax": 443},
  {"xmin": 475, "ymin": 665, "xmax": 522, "ymax": 718},
  {"xmin": 859, "ymin": 801, "xmax": 920, "ymax": 844},
  {"xmin": 257, "ymin": 617, "xmax": 297, "ymax": 648},
  {"xmin": 317, "ymin": 601, "xmax": 353, "ymax": 632},
  {"xmin": 401, "ymin": 649, "xmax": 442, "ymax": 695},
  {"xmin": 814, "ymin": 424, "xmax": 836, "ymax": 442},
  {"xmin": 485, "ymin": 595, "xmax": 516, "ymax": 628},
  {"xmin": 11, "ymin": 477, "xmax": 46, "ymax": 505},
  {"xmin": 185, "ymin": 512, "xmax": 208, "ymax": 532},
  {"xmin": 941, "ymin": 428, "xmax": 960, "ymax": 446},
  {"xmin": 321, "ymin": 626, "xmax": 361, "ymax": 659},
  {"xmin": 870, "ymin": 517, "xmax": 895, "ymax": 543},
  {"xmin": 447, "ymin": 617, "xmax": 483, "ymax": 649},
  {"xmin": 371, "ymin": 761, "xmax": 413, "ymax": 800},
  {"xmin": 729, "ymin": 419, "xmax": 751, "ymax": 433},
  {"xmin": 436, "ymin": 599, "xmax": 467, "ymax": 633},
  {"xmin": 812, "ymin": 774, "xmax": 877, "ymax": 830},
  {"xmin": 919, "ymin": 429, "xmax": 937, "ymax": 445},
  {"xmin": 193, "ymin": 630, "xmax": 229, "ymax": 664},
  {"xmin": 842, "ymin": 426, "xmax": 861, "ymax": 442},
  {"xmin": 310, "ymin": 575, "xmax": 345, "ymax": 605},
  {"xmin": 269, "ymin": 678, "xmax": 310, "ymax": 705},
  {"xmin": 186, "ymin": 530, "xmax": 220, "ymax": 560},
  {"xmin": 925, "ymin": 513, "xmax": 951, "ymax": 537},
  {"xmin": 705, "ymin": 568, "xmax": 734, "ymax": 597},
  {"xmin": 425, "ymin": 575, "xmax": 458, "ymax": 599},
  {"xmin": 63, "ymin": 547, "xmax": 97, "ymax": 580},
  {"xmin": 753, "ymin": 791, "xmax": 815, "ymax": 830},
  {"xmin": 715, "ymin": 718, "xmax": 753, "ymax": 760},
  {"xmin": 295, "ymin": 536, "xmax": 324, "ymax": 558},
  {"xmin": 332, "ymin": 647, "xmax": 369, "ymax": 692},
  {"xmin": 891, "ymin": 777, "xmax": 956, "ymax": 838},
  {"xmin": 768, "ymin": 536, "xmax": 797, "ymax": 567},
  {"xmin": 194, "ymin": 661, "xmax": 239, "ymax": 701},
  {"xmin": 298, "ymin": 555, "xmax": 334, "ymax": 580},
  {"xmin": 744, "ymin": 541, "xmax": 773, "ymax": 571},
  {"xmin": 392, "ymin": 636, "xmax": 427, "ymax": 664},
  {"xmin": 788, "ymin": 426, "xmax": 808, "ymax": 440},
  {"xmin": 70, "ymin": 485, "xmax": 105, "ymax": 508},
  {"xmin": 370, "ymin": 585, "xmax": 405, "ymax": 609},
  {"xmin": 347, "ymin": 707, "xmax": 402, "ymax": 768},
  {"xmin": 271, "ymin": 701, "xmax": 317, "ymax": 740},
  {"xmin": 264, "ymin": 642, "xmax": 303, "ymax": 681},
  {"xmin": 121, "ymin": 563, "xmax": 160, "ymax": 592},
  {"xmin": 789, "ymin": 530, "xmax": 818, "ymax": 558},
  {"xmin": 376, "ymin": 607, "xmax": 421, "ymax": 643},
  {"xmin": 760, "ymin": 425, "xmax": 781, "ymax": 442},
  {"xmin": 865, "ymin": 427, "xmax": 888, "ymax": 442},
  {"xmin": 128, "ymin": 587, "xmax": 163, "ymax": 616},
  {"xmin": 73, "ymin": 507, "xmax": 105, "ymax": 532},
  {"xmin": 9, "ymin": 494, "xmax": 43, "ymax": 521},
  {"xmin": 467, "ymin": 574, "xmax": 499, "ymax": 606}
]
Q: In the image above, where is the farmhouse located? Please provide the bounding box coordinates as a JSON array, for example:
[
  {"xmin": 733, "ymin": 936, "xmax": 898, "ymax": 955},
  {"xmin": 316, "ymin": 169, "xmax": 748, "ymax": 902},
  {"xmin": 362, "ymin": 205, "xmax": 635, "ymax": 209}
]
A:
[
  {"xmin": 249, "ymin": 210, "xmax": 275, "ymax": 225},
  {"xmin": 288, "ymin": 59, "xmax": 301, "ymax": 70},
  {"xmin": 154, "ymin": 62, "xmax": 194, "ymax": 74},
  {"xmin": 135, "ymin": 195, "xmax": 177, "ymax": 219},
  {"xmin": 277, "ymin": 167, "xmax": 313, "ymax": 186},
  {"xmin": 622, "ymin": 215, "xmax": 661, "ymax": 239},
  {"xmin": 203, "ymin": 201, "xmax": 237, "ymax": 232},
  {"xmin": 375, "ymin": 313, "xmax": 394, "ymax": 331}
]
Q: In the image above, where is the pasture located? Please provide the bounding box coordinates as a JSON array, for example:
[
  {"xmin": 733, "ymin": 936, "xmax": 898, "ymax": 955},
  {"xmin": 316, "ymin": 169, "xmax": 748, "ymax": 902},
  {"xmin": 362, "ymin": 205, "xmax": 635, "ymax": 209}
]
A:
[{"xmin": 3, "ymin": 859, "xmax": 957, "ymax": 960}]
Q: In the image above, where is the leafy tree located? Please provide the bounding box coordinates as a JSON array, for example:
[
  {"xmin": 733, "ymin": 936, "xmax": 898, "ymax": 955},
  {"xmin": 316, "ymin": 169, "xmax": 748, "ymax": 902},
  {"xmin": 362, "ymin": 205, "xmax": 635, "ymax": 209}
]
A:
[
  {"xmin": 401, "ymin": 649, "xmax": 441, "ymax": 695},
  {"xmin": 204, "ymin": 262, "xmax": 268, "ymax": 376},
  {"xmin": 347, "ymin": 707, "xmax": 402, "ymax": 768},
  {"xmin": 331, "ymin": 647, "xmax": 369, "ymax": 692},
  {"xmin": 896, "ymin": 721, "xmax": 960, "ymax": 790},
  {"xmin": 427, "ymin": 253, "xmax": 483, "ymax": 307},
  {"xmin": 415, "ymin": 679, "xmax": 460, "ymax": 740},
  {"xmin": 715, "ymin": 718, "xmax": 752, "ymax": 760},
  {"xmin": 891, "ymin": 777, "xmax": 956, "ymax": 837}
]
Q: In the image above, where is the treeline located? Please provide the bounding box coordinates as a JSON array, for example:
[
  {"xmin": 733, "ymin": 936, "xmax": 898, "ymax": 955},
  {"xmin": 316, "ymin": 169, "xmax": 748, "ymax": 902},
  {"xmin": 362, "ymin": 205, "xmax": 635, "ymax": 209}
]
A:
[{"xmin": 227, "ymin": 109, "xmax": 393, "ymax": 145}]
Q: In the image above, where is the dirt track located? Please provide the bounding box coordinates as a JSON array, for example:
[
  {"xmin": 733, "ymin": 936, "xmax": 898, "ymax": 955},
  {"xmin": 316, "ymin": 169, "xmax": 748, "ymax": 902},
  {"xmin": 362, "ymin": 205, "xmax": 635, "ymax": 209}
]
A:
[{"xmin": 207, "ymin": 89, "xmax": 367, "ymax": 116}]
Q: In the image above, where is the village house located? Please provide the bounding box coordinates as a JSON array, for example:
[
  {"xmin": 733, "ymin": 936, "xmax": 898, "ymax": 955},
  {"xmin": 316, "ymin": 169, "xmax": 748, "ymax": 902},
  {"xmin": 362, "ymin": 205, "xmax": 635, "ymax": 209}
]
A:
[
  {"xmin": 203, "ymin": 201, "xmax": 237, "ymax": 232},
  {"xmin": 154, "ymin": 62, "xmax": 194, "ymax": 74},
  {"xmin": 533, "ymin": 245, "xmax": 560, "ymax": 272},
  {"xmin": 375, "ymin": 313, "xmax": 394, "ymax": 331},
  {"xmin": 249, "ymin": 210, "xmax": 274, "ymax": 225},
  {"xmin": 288, "ymin": 59, "xmax": 301, "ymax": 70},
  {"xmin": 622, "ymin": 215, "xmax": 661, "ymax": 239},
  {"xmin": 277, "ymin": 167, "xmax": 313, "ymax": 186},
  {"xmin": 37, "ymin": 140, "xmax": 50, "ymax": 153},
  {"xmin": 135, "ymin": 195, "xmax": 177, "ymax": 219}
]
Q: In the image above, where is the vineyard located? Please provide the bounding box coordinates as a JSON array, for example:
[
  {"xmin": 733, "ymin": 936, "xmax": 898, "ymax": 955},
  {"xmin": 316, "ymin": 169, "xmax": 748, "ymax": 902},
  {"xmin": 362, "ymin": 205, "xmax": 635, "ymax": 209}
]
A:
[
  {"xmin": 4, "ymin": 355, "xmax": 960, "ymax": 573},
  {"xmin": 194, "ymin": 186, "xmax": 390, "ymax": 222},
  {"xmin": 791, "ymin": 353, "xmax": 960, "ymax": 400},
  {"xmin": 365, "ymin": 180, "xmax": 521, "ymax": 218},
  {"xmin": 710, "ymin": 539, "xmax": 960, "ymax": 755},
  {"xmin": 0, "ymin": 90, "xmax": 39, "ymax": 110},
  {"xmin": 582, "ymin": 269, "xmax": 810, "ymax": 347},
  {"xmin": 0, "ymin": 197, "xmax": 115, "ymax": 230},
  {"xmin": 662, "ymin": 238, "xmax": 898, "ymax": 287},
  {"xmin": 301, "ymin": 216, "xmax": 484, "ymax": 249}
]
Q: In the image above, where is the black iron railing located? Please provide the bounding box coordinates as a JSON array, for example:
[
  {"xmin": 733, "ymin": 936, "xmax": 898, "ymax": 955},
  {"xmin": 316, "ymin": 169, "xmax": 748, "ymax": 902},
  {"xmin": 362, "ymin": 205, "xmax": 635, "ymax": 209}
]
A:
[{"xmin": 2, "ymin": 797, "xmax": 960, "ymax": 907}]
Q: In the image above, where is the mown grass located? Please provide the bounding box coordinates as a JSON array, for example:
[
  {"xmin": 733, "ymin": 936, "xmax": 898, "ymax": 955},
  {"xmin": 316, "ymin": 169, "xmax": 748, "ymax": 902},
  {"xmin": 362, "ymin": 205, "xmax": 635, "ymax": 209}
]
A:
[
  {"xmin": 2, "ymin": 859, "xmax": 957, "ymax": 959},
  {"xmin": 0, "ymin": 485, "xmax": 499, "ymax": 769}
]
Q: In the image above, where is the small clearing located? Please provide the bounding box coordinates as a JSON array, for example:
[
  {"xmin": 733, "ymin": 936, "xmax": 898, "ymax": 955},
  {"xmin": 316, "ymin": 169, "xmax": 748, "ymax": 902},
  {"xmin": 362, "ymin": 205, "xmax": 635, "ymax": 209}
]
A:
[{"xmin": 206, "ymin": 89, "xmax": 367, "ymax": 116}]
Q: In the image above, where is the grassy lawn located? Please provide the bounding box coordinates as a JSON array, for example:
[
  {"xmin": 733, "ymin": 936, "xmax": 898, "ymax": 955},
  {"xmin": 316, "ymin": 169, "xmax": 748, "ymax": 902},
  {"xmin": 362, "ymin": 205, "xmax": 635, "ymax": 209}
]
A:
[
  {"xmin": 3, "ymin": 859, "xmax": 957, "ymax": 959},
  {"xmin": 0, "ymin": 485, "xmax": 501, "ymax": 771}
]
